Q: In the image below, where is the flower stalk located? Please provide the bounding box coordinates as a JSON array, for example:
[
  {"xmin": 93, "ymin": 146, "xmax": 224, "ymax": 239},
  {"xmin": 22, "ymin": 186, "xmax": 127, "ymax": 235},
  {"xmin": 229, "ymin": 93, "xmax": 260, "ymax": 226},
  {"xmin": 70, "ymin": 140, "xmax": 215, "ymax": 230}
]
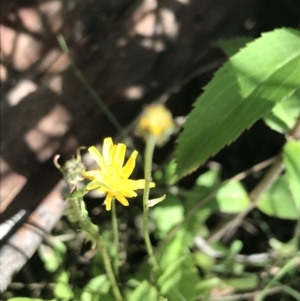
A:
[
  {"xmin": 143, "ymin": 135, "xmax": 160, "ymax": 272},
  {"xmin": 111, "ymin": 199, "xmax": 120, "ymax": 277}
]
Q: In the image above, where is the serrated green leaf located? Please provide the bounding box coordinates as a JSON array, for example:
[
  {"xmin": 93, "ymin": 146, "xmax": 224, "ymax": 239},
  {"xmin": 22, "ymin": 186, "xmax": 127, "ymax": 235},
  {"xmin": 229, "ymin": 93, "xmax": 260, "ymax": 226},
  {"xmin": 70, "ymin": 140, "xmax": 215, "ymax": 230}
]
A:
[
  {"xmin": 283, "ymin": 140, "xmax": 300, "ymax": 212},
  {"xmin": 128, "ymin": 280, "xmax": 158, "ymax": 301},
  {"xmin": 217, "ymin": 37, "xmax": 253, "ymax": 57},
  {"xmin": 176, "ymin": 28, "xmax": 300, "ymax": 177},
  {"xmin": 264, "ymin": 89, "xmax": 300, "ymax": 133},
  {"xmin": 257, "ymin": 174, "xmax": 298, "ymax": 219}
]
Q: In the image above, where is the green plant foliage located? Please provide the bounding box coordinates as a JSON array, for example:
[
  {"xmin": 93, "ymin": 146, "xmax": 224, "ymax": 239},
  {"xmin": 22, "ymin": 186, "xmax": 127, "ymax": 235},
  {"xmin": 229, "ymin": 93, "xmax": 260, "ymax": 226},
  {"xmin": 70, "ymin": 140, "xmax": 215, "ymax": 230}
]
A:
[
  {"xmin": 225, "ymin": 275, "xmax": 258, "ymax": 290},
  {"xmin": 264, "ymin": 89, "xmax": 300, "ymax": 133},
  {"xmin": 158, "ymin": 255, "xmax": 199, "ymax": 301},
  {"xmin": 80, "ymin": 275, "xmax": 111, "ymax": 301},
  {"xmin": 183, "ymin": 170, "xmax": 250, "ymax": 213},
  {"xmin": 213, "ymin": 181, "xmax": 250, "ymax": 213},
  {"xmin": 7, "ymin": 299, "xmax": 55, "ymax": 301},
  {"xmin": 38, "ymin": 240, "xmax": 67, "ymax": 273},
  {"xmin": 256, "ymin": 175, "xmax": 298, "ymax": 219},
  {"xmin": 283, "ymin": 140, "xmax": 300, "ymax": 212},
  {"xmin": 128, "ymin": 280, "xmax": 158, "ymax": 301},
  {"xmin": 158, "ymin": 228, "xmax": 192, "ymax": 270},
  {"xmin": 176, "ymin": 28, "xmax": 300, "ymax": 177},
  {"xmin": 152, "ymin": 194, "xmax": 184, "ymax": 238},
  {"xmin": 54, "ymin": 271, "xmax": 74, "ymax": 299}
]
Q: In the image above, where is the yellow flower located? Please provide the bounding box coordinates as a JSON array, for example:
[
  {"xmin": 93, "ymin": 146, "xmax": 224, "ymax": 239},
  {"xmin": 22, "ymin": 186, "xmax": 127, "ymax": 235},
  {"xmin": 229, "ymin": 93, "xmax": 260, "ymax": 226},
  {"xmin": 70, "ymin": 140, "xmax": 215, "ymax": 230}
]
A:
[
  {"xmin": 83, "ymin": 137, "xmax": 155, "ymax": 211},
  {"xmin": 137, "ymin": 104, "xmax": 175, "ymax": 145}
]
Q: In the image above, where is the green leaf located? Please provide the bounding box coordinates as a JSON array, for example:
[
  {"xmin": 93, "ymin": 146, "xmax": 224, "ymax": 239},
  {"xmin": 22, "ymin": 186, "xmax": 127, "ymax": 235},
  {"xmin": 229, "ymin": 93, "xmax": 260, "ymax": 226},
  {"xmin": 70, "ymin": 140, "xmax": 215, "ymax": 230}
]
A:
[
  {"xmin": 195, "ymin": 278, "xmax": 222, "ymax": 294},
  {"xmin": 158, "ymin": 228, "xmax": 192, "ymax": 270},
  {"xmin": 212, "ymin": 181, "xmax": 250, "ymax": 213},
  {"xmin": 54, "ymin": 271, "xmax": 74, "ymax": 299},
  {"xmin": 81, "ymin": 275, "xmax": 111, "ymax": 301},
  {"xmin": 158, "ymin": 255, "xmax": 199, "ymax": 301},
  {"xmin": 225, "ymin": 275, "xmax": 258, "ymax": 290},
  {"xmin": 128, "ymin": 280, "xmax": 158, "ymax": 301},
  {"xmin": 38, "ymin": 240, "xmax": 66, "ymax": 272},
  {"xmin": 152, "ymin": 194, "xmax": 184, "ymax": 238},
  {"xmin": 7, "ymin": 299, "xmax": 55, "ymax": 301},
  {"xmin": 176, "ymin": 28, "xmax": 300, "ymax": 177},
  {"xmin": 217, "ymin": 37, "xmax": 253, "ymax": 57},
  {"xmin": 256, "ymin": 174, "xmax": 298, "ymax": 219},
  {"xmin": 284, "ymin": 140, "xmax": 300, "ymax": 212},
  {"xmin": 264, "ymin": 88, "xmax": 300, "ymax": 133}
]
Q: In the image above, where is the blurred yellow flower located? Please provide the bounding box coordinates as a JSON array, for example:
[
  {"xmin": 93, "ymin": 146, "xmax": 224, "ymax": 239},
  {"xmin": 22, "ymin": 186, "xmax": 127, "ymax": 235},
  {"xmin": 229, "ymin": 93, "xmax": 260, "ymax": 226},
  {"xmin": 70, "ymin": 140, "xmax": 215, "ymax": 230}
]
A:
[
  {"xmin": 83, "ymin": 137, "xmax": 155, "ymax": 211},
  {"xmin": 137, "ymin": 103, "xmax": 175, "ymax": 145}
]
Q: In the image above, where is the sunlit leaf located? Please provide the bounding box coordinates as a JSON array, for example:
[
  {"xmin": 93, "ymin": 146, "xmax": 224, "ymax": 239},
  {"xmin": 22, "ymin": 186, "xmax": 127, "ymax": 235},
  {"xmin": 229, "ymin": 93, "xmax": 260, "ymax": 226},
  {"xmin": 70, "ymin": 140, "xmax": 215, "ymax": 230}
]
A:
[
  {"xmin": 176, "ymin": 28, "xmax": 300, "ymax": 177},
  {"xmin": 128, "ymin": 280, "xmax": 158, "ymax": 301},
  {"xmin": 225, "ymin": 275, "xmax": 258, "ymax": 290},
  {"xmin": 158, "ymin": 255, "xmax": 199, "ymax": 301},
  {"xmin": 39, "ymin": 240, "xmax": 67, "ymax": 273},
  {"xmin": 257, "ymin": 175, "xmax": 298, "ymax": 219},
  {"xmin": 213, "ymin": 181, "xmax": 250, "ymax": 213},
  {"xmin": 81, "ymin": 275, "xmax": 110, "ymax": 301},
  {"xmin": 152, "ymin": 194, "xmax": 184, "ymax": 238},
  {"xmin": 54, "ymin": 271, "xmax": 74, "ymax": 299},
  {"xmin": 158, "ymin": 228, "xmax": 192, "ymax": 270},
  {"xmin": 264, "ymin": 89, "xmax": 300, "ymax": 133},
  {"xmin": 7, "ymin": 299, "xmax": 55, "ymax": 301}
]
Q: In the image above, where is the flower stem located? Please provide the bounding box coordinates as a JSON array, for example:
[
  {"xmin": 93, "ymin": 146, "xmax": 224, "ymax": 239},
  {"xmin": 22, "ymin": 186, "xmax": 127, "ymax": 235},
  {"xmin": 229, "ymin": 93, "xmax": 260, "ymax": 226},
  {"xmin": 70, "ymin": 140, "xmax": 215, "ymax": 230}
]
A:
[
  {"xmin": 111, "ymin": 199, "xmax": 120, "ymax": 277},
  {"xmin": 143, "ymin": 135, "xmax": 159, "ymax": 272},
  {"xmin": 70, "ymin": 195, "xmax": 123, "ymax": 301}
]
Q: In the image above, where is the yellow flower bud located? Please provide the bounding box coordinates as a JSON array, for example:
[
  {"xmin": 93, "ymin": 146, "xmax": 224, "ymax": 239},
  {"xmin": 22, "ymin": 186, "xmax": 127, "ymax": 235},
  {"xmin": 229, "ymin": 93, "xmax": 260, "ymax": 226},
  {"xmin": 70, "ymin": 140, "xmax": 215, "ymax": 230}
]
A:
[{"xmin": 137, "ymin": 104, "xmax": 175, "ymax": 146}]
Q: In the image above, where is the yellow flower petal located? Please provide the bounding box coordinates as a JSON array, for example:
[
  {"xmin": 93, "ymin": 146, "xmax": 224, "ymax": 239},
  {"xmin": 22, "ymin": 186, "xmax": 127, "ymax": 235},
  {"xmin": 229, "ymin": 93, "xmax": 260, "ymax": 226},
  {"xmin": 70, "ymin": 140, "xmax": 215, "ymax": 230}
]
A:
[
  {"xmin": 125, "ymin": 179, "xmax": 155, "ymax": 190},
  {"xmin": 104, "ymin": 193, "xmax": 114, "ymax": 211},
  {"xmin": 88, "ymin": 146, "xmax": 107, "ymax": 171},
  {"xmin": 114, "ymin": 143, "xmax": 126, "ymax": 171},
  {"xmin": 114, "ymin": 192, "xmax": 129, "ymax": 207},
  {"xmin": 122, "ymin": 150, "xmax": 138, "ymax": 178},
  {"xmin": 102, "ymin": 137, "xmax": 113, "ymax": 163}
]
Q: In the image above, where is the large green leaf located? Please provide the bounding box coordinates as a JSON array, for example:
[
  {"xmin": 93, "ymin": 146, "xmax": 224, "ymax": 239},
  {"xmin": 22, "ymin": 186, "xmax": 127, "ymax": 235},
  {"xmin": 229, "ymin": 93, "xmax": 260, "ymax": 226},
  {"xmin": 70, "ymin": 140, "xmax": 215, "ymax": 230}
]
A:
[
  {"xmin": 176, "ymin": 28, "xmax": 300, "ymax": 177},
  {"xmin": 283, "ymin": 140, "xmax": 300, "ymax": 212}
]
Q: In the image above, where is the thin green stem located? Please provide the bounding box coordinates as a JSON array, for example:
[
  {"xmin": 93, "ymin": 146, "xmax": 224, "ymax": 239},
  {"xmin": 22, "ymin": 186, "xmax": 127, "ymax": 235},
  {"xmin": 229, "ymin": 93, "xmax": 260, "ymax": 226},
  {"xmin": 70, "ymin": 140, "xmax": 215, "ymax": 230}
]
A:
[
  {"xmin": 143, "ymin": 135, "xmax": 159, "ymax": 272},
  {"xmin": 111, "ymin": 199, "xmax": 120, "ymax": 277},
  {"xmin": 57, "ymin": 35, "xmax": 124, "ymax": 137},
  {"xmin": 71, "ymin": 196, "xmax": 123, "ymax": 301}
]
